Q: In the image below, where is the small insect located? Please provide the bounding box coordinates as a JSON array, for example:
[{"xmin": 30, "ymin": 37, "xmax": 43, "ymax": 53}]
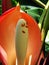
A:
[
  {"xmin": 21, "ymin": 23, "xmax": 25, "ymax": 27},
  {"xmin": 22, "ymin": 30, "xmax": 25, "ymax": 34}
]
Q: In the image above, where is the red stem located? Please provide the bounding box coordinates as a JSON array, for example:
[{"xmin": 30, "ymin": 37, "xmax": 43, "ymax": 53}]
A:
[{"xmin": 2, "ymin": 0, "xmax": 12, "ymax": 13}]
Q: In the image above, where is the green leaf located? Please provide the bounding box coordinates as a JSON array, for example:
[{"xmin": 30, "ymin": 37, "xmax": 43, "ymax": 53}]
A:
[
  {"xmin": 21, "ymin": 5, "xmax": 43, "ymax": 23},
  {"xmin": 26, "ymin": 11, "xmax": 40, "ymax": 23},
  {"xmin": 11, "ymin": 0, "xmax": 17, "ymax": 6}
]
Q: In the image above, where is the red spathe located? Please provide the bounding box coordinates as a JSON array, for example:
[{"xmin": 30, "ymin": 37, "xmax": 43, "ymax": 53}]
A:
[{"xmin": 0, "ymin": 6, "xmax": 41, "ymax": 65}]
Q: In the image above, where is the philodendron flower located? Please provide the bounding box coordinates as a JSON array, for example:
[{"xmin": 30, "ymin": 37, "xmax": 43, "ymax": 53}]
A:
[{"xmin": 0, "ymin": 6, "xmax": 42, "ymax": 65}]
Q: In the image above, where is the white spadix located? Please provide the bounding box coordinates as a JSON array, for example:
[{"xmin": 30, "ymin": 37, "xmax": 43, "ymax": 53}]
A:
[{"xmin": 15, "ymin": 19, "xmax": 28, "ymax": 65}]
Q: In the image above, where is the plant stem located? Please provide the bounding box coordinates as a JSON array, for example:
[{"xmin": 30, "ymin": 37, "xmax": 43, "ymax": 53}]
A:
[
  {"xmin": 2, "ymin": 0, "xmax": 12, "ymax": 13},
  {"xmin": 40, "ymin": 0, "xmax": 49, "ymax": 30},
  {"xmin": 45, "ymin": 0, "xmax": 49, "ymax": 9},
  {"xmin": 41, "ymin": 0, "xmax": 49, "ymax": 42},
  {"xmin": 32, "ymin": 0, "xmax": 45, "ymax": 8}
]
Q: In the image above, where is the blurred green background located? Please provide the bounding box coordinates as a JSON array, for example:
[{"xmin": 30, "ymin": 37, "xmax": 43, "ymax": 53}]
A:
[{"xmin": 0, "ymin": 0, "xmax": 48, "ymax": 15}]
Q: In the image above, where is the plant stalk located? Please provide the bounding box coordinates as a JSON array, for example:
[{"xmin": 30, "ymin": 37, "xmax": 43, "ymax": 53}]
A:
[
  {"xmin": 2, "ymin": 0, "xmax": 12, "ymax": 13},
  {"xmin": 32, "ymin": 0, "xmax": 45, "ymax": 8}
]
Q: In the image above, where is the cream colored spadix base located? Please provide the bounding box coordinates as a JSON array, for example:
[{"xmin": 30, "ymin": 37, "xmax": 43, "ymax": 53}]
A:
[{"xmin": 15, "ymin": 19, "xmax": 28, "ymax": 65}]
